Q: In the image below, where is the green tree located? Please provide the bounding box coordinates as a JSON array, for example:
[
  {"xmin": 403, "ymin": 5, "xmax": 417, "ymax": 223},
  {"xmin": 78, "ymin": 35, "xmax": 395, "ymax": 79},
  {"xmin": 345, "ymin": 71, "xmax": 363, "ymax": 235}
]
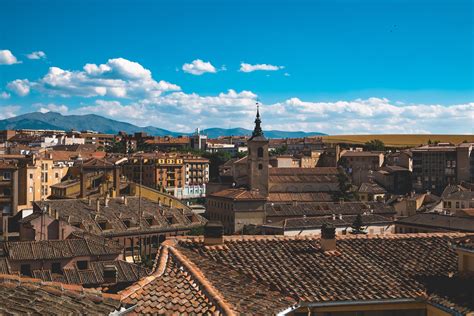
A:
[
  {"xmin": 332, "ymin": 167, "xmax": 357, "ymax": 202},
  {"xmin": 202, "ymin": 151, "xmax": 232, "ymax": 181},
  {"xmin": 351, "ymin": 214, "xmax": 366, "ymax": 234},
  {"xmin": 364, "ymin": 139, "xmax": 385, "ymax": 151},
  {"xmin": 269, "ymin": 144, "xmax": 288, "ymax": 156}
]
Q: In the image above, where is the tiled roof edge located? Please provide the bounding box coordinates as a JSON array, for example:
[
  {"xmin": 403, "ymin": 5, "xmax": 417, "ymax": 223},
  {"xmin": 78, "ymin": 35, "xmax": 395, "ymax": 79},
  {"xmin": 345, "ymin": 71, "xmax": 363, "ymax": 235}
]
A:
[
  {"xmin": 167, "ymin": 246, "xmax": 237, "ymax": 316},
  {"xmin": 119, "ymin": 246, "xmax": 169, "ymax": 301}
]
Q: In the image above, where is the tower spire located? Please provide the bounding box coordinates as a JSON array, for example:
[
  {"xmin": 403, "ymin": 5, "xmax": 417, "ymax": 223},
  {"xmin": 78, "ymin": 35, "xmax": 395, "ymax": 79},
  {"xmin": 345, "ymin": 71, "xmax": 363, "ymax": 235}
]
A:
[{"xmin": 251, "ymin": 101, "xmax": 264, "ymax": 139}]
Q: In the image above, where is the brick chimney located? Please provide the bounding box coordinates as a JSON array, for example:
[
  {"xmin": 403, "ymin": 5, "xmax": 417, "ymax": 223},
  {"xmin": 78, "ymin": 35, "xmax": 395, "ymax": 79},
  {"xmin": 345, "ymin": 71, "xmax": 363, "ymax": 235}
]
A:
[
  {"xmin": 321, "ymin": 223, "xmax": 336, "ymax": 252},
  {"xmin": 103, "ymin": 265, "xmax": 118, "ymax": 284},
  {"xmin": 204, "ymin": 221, "xmax": 224, "ymax": 246}
]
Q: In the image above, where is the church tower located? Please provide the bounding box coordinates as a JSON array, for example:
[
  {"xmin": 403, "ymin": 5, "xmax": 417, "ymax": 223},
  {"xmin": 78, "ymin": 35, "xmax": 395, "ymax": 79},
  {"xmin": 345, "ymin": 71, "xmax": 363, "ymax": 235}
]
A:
[{"xmin": 247, "ymin": 104, "xmax": 269, "ymax": 196}]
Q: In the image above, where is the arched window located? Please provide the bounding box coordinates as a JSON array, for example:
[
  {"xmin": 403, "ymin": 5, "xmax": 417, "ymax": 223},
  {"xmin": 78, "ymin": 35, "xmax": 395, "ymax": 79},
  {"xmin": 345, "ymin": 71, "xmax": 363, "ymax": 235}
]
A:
[{"xmin": 257, "ymin": 147, "xmax": 264, "ymax": 158}]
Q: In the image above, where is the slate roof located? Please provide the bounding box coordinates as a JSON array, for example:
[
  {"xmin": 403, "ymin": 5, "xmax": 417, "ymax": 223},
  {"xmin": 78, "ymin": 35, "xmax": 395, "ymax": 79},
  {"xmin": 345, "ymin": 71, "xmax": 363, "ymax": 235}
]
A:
[
  {"xmin": 0, "ymin": 274, "xmax": 123, "ymax": 315},
  {"xmin": 266, "ymin": 202, "xmax": 396, "ymax": 218},
  {"xmin": 263, "ymin": 214, "xmax": 392, "ymax": 230},
  {"xmin": 31, "ymin": 197, "xmax": 206, "ymax": 237},
  {"xmin": 396, "ymin": 213, "xmax": 474, "ymax": 232},
  {"xmin": 122, "ymin": 233, "xmax": 473, "ymax": 315}
]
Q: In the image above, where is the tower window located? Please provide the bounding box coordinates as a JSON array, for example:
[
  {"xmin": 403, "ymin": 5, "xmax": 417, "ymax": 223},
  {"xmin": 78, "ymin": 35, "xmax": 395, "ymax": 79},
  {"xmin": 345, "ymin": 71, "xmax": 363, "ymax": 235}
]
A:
[
  {"xmin": 258, "ymin": 164, "xmax": 263, "ymax": 170},
  {"xmin": 258, "ymin": 147, "xmax": 264, "ymax": 158}
]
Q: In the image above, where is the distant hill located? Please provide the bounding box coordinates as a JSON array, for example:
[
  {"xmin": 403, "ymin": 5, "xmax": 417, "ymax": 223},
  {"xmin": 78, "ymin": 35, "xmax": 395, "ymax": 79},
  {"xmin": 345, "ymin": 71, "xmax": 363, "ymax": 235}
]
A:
[
  {"xmin": 0, "ymin": 112, "xmax": 326, "ymax": 138},
  {"xmin": 321, "ymin": 134, "xmax": 474, "ymax": 147}
]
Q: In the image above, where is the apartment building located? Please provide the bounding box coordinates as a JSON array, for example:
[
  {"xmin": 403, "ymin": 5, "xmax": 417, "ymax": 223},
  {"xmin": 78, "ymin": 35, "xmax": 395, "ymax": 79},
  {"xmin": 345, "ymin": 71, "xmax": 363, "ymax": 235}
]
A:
[
  {"xmin": 0, "ymin": 160, "xmax": 19, "ymax": 214},
  {"xmin": 412, "ymin": 143, "xmax": 474, "ymax": 194},
  {"xmin": 123, "ymin": 153, "xmax": 209, "ymax": 199}
]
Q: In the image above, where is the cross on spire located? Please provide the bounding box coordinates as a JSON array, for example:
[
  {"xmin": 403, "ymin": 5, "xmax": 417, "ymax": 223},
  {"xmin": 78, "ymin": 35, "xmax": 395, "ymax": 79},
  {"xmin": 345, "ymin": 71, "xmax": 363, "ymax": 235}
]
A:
[{"xmin": 251, "ymin": 101, "xmax": 264, "ymax": 139}]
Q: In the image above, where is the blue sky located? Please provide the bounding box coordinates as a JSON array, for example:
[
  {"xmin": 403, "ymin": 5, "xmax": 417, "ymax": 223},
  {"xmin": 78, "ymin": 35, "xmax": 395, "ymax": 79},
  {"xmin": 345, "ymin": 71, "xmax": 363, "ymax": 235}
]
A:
[{"xmin": 0, "ymin": 0, "xmax": 473, "ymax": 134}]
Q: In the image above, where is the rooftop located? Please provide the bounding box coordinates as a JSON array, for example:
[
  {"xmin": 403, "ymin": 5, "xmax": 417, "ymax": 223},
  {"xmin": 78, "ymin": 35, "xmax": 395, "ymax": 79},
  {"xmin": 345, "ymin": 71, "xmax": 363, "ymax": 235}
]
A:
[
  {"xmin": 358, "ymin": 182, "xmax": 387, "ymax": 194},
  {"xmin": 266, "ymin": 201, "xmax": 396, "ymax": 218},
  {"xmin": 121, "ymin": 233, "xmax": 474, "ymax": 315},
  {"xmin": 0, "ymin": 274, "xmax": 123, "ymax": 314},
  {"xmin": 262, "ymin": 214, "xmax": 392, "ymax": 230},
  {"xmin": 208, "ymin": 188, "xmax": 267, "ymax": 201},
  {"xmin": 30, "ymin": 197, "xmax": 206, "ymax": 237},
  {"xmin": 396, "ymin": 213, "xmax": 474, "ymax": 232}
]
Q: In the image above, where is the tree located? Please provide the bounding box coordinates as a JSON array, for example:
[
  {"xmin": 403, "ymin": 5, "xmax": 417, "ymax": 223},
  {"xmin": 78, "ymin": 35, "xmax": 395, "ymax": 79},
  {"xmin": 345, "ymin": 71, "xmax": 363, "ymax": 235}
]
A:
[
  {"xmin": 364, "ymin": 139, "xmax": 385, "ymax": 151},
  {"xmin": 202, "ymin": 151, "xmax": 232, "ymax": 181},
  {"xmin": 269, "ymin": 144, "xmax": 288, "ymax": 156},
  {"xmin": 331, "ymin": 167, "xmax": 357, "ymax": 202},
  {"xmin": 351, "ymin": 214, "xmax": 366, "ymax": 234}
]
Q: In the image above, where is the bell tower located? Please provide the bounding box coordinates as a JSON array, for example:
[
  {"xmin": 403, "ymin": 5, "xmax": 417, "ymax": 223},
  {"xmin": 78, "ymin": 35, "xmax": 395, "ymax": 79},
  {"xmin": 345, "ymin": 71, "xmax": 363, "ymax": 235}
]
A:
[{"xmin": 247, "ymin": 103, "xmax": 269, "ymax": 196}]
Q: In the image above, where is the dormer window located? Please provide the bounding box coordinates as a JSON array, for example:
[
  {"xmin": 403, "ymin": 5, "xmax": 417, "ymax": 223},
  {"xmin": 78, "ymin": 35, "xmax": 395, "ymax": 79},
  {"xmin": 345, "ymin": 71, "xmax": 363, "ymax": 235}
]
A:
[
  {"xmin": 123, "ymin": 220, "xmax": 131, "ymax": 228},
  {"xmin": 166, "ymin": 216, "xmax": 174, "ymax": 224}
]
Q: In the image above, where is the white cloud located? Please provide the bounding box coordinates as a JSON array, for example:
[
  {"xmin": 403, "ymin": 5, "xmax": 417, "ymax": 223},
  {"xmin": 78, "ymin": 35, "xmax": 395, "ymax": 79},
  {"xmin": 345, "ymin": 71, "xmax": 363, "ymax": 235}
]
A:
[
  {"xmin": 0, "ymin": 50, "xmax": 21, "ymax": 65},
  {"xmin": 30, "ymin": 58, "xmax": 180, "ymax": 98},
  {"xmin": 0, "ymin": 92, "xmax": 10, "ymax": 99},
  {"xmin": 182, "ymin": 59, "xmax": 217, "ymax": 75},
  {"xmin": 239, "ymin": 62, "xmax": 284, "ymax": 72},
  {"xmin": 26, "ymin": 51, "xmax": 47, "ymax": 60},
  {"xmin": 33, "ymin": 103, "xmax": 69, "ymax": 114},
  {"xmin": 70, "ymin": 94, "xmax": 474, "ymax": 134},
  {"xmin": 0, "ymin": 105, "xmax": 20, "ymax": 120},
  {"xmin": 7, "ymin": 79, "xmax": 30, "ymax": 96}
]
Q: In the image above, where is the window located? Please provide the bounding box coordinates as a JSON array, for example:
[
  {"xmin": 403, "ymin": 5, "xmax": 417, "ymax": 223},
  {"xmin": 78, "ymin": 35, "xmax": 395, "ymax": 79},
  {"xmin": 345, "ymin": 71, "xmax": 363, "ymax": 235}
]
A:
[
  {"xmin": 77, "ymin": 260, "xmax": 88, "ymax": 270},
  {"xmin": 3, "ymin": 172, "xmax": 11, "ymax": 180},
  {"xmin": 257, "ymin": 147, "xmax": 264, "ymax": 158},
  {"xmin": 258, "ymin": 163, "xmax": 263, "ymax": 170},
  {"xmin": 29, "ymin": 173, "xmax": 33, "ymax": 179},
  {"xmin": 20, "ymin": 264, "xmax": 31, "ymax": 276},
  {"xmin": 51, "ymin": 262, "xmax": 61, "ymax": 274},
  {"xmin": 123, "ymin": 220, "xmax": 131, "ymax": 228},
  {"xmin": 55, "ymin": 173, "xmax": 59, "ymax": 179},
  {"xmin": 2, "ymin": 188, "xmax": 11, "ymax": 196}
]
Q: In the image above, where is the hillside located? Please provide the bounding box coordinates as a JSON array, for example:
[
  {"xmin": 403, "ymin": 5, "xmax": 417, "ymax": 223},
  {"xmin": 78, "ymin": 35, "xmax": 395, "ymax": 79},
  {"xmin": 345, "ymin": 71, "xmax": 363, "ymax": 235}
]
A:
[
  {"xmin": 0, "ymin": 112, "xmax": 325, "ymax": 138},
  {"xmin": 320, "ymin": 134, "xmax": 474, "ymax": 147}
]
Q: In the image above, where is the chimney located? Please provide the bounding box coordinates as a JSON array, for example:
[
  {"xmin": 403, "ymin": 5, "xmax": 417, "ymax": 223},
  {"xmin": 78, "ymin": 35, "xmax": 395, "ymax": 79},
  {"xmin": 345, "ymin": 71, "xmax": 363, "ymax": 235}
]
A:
[
  {"xmin": 80, "ymin": 171, "xmax": 86, "ymax": 198},
  {"xmin": 88, "ymin": 196, "xmax": 91, "ymax": 206},
  {"xmin": 2, "ymin": 216, "xmax": 8, "ymax": 241},
  {"xmin": 321, "ymin": 223, "xmax": 336, "ymax": 252},
  {"xmin": 105, "ymin": 196, "xmax": 109, "ymax": 207},
  {"xmin": 103, "ymin": 265, "xmax": 118, "ymax": 284},
  {"xmin": 332, "ymin": 214, "xmax": 336, "ymax": 220},
  {"xmin": 339, "ymin": 214, "xmax": 343, "ymax": 220},
  {"xmin": 204, "ymin": 221, "xmax": 224, "ymax": 246},
  {"xmin": 96, "ymin": 199, "xmax": 100, "ymax": 213}
]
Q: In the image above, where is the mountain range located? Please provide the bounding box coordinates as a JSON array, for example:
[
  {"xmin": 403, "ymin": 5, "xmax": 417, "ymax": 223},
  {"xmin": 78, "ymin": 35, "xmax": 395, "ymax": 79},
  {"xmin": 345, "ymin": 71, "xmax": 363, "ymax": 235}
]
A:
[{"xmin": 0, "ymin": 112, "xmax": 325, "ymax": 138}]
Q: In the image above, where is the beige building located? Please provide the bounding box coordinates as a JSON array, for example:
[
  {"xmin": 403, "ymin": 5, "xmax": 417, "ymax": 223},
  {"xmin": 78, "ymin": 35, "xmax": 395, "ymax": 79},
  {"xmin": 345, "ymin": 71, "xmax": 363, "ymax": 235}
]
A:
[
  {"xmin": 17, "ymin": 155, "xmax": 69, "ymax": 212},
  {"xmin": 340, "ymin": 150, "xmax": 384, "ymax": 186}
]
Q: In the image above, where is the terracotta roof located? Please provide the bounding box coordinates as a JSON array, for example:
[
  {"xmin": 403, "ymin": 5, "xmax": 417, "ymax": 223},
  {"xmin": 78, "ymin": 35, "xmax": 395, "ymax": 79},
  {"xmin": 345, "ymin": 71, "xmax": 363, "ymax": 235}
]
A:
[
  {"xmin": 4, "ymin": 233, "xmax": 122, "ymax": 260},
  {"xmin": 0, "ymin": 274, "xmax": 123, "ymax": 314},
  {"xmin": 396, "ymin": 213, "xmax": 474, "ymax": 232},
  {"xmin": 32, "ymin": 197, "xmax": 206, "ymax": 237},
  {"xmin": 266, "ymin": 202, "xmax": 395, "ymax": 218},
  {"xmin": 358, "ymin": 182, "xmax": 387, "ymax": 194},
  {"xmin": 342, "ymin": 151, "xmax": 384, "ymax": 157},
  {"xmin": 121, "ymin": 242, "xmax": 296, "ymax": 314},
  {"xmin": 263, "ymin": 214, "xmax": 392, "ymax": 230},
  {"xmin": 123, "ymin": 233, "xmax": 473, "ymax": 314},
  {"xmin": 209, "ymin": 188, "xmax": 267, "ymax": 201},
  {"xmin": 269, "ymin": 167, "xmax": 339, "ymax": 175},
  {"xmin": 444, "ymin": 190, "xmax": 474, "ymax": 201},
  {"xmin": 268, "ymin": 192, "xmax": 333, "ymax": 203}
]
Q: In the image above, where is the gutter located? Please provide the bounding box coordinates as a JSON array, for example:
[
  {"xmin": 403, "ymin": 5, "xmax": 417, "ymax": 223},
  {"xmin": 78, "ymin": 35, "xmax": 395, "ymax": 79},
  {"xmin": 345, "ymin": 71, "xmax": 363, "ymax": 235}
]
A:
[{"xmin": 285, "ymin": 298, "xmax": 422, "ymax": 313}]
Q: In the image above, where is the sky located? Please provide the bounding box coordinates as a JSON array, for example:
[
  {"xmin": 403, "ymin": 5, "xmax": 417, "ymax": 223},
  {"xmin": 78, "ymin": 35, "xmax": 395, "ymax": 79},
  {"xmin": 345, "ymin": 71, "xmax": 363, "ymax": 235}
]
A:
[{"xmin": 0, "ymin": 0, "xmax": 473, "ymax": 134}]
